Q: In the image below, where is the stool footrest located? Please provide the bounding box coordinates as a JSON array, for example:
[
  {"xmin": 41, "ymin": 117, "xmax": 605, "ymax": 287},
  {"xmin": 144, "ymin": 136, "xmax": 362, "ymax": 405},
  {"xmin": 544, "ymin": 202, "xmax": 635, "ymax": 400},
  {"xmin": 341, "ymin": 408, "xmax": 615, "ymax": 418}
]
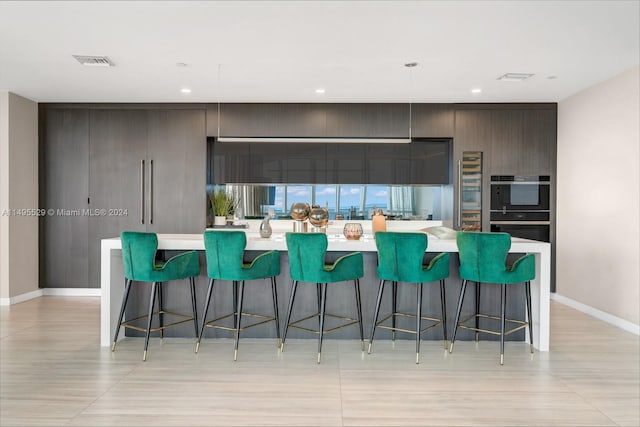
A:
[
  {"xmin": 288, "ymin": 312, "xmax": 359, "ymax": 335},
  {"xmin": 458, "ymin": 313, "xmax": 528, "ymax": 336},
  {"xmin": 376, "ymin": 312, "xmax": 443, "ymax": 335},
  {"xmin": 121, "ymin": 310, "xmax": 194, "ymax": 333},
  {"xmin": 204, "ymin": 311, "xmax": 276, "ymax": 333}
]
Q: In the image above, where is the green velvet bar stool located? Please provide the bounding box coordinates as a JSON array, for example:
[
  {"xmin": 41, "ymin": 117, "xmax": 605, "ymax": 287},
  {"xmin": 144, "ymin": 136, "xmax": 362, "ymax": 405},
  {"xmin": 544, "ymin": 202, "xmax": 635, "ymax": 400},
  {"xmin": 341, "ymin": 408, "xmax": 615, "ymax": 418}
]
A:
[
  {"xmin": 449, "ymin": 231, "xmax": 535, "ymax": 365},
  {"xmin": 112, "ymin": 231, "xmax": 200, "ymax": 361},
  {"xmin": 369, "ymin": 232, "xmax": 450, "ymax": 364},
  {"xmin": 196, "ymin": 230, "xmax": 281, "ymax": 360},
  {"xmin": 281, "ymin": 233, "xmax": 364, "ymax": 363}
]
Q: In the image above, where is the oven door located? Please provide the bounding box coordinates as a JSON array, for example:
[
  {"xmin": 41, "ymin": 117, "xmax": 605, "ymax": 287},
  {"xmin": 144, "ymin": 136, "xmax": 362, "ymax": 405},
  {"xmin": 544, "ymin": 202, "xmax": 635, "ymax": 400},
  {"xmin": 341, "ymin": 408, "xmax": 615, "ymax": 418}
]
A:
[
  {"xmin": 491, "ymin": 183, "xmax": 550, "ymax": 211},
  {"xmin": 490, "ymin": 222, "xmax": 550, "ymax": 242}
]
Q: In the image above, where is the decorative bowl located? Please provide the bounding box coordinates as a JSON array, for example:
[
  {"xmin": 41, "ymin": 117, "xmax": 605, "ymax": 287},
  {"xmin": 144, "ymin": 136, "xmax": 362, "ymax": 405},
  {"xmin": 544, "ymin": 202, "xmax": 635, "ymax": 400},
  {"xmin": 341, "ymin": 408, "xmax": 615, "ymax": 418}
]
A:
[{"xmin": 343, "ymin": 223, "xmax": 363, "ymax": 240}]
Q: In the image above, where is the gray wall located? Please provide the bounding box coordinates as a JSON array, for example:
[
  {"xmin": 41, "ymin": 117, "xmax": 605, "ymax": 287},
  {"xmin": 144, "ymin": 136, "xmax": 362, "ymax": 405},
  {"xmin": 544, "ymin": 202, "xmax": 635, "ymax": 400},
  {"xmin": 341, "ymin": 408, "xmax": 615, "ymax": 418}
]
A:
[{"xmin": 0, "ymin": 92, "xmax": 39, "ymax": 302}]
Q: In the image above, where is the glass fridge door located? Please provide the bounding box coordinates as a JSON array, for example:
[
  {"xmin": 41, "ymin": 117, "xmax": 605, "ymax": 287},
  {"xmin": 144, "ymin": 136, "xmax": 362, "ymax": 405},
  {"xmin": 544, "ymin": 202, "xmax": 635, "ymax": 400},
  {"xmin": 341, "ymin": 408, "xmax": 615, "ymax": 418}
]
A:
[{"xmin": 460, "ymin": 151, "xmax": 482, "ymax": 231}]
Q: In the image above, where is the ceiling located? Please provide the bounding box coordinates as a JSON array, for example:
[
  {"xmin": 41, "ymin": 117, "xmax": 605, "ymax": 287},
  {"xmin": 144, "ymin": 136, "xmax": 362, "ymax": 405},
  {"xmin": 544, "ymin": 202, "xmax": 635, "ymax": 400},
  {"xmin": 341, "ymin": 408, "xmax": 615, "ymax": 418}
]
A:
[{"xmin": 0, "ymin": 1, "xmax": 638, "ymax": 103}]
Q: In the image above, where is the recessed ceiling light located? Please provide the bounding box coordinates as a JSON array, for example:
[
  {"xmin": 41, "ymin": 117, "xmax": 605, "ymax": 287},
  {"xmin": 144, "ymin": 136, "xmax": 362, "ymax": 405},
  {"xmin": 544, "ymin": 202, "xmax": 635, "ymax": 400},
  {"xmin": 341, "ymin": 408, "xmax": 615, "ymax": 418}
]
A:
[
  {"xmin": 404, "ymin": 62, "xmax": 418, "ymax": 68},
  {"xmin": 181, "ymin": 88, "xmax": 191, "ymax": 94},
  {"xmin": 497, "ymin": 73, "xmax": 534, "ymax": 82},
  {"xmin": 315, "ymin": 88, "xmax": 326, "ymax": 94},
  {"xmin": 471, "ymin": 88, "xmax": 482, "ymax": 94}
]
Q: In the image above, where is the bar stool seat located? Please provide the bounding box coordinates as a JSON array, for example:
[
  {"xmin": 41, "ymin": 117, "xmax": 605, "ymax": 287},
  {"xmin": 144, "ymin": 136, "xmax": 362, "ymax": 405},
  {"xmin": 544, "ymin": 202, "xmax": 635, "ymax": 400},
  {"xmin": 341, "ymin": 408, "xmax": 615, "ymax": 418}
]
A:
[
  {"xmin": 449, "ymin": 231, "xmax": 535, "ymax": 365},
  {"xmin": 368, "ymin": 231, "xmax": 450, "ymax": 364},
  {"xmin": 112, "ymin": 231, "xmax": 200, "ymax": 361},
  {"xmin": 281, "ymin": 232, "xmax": 364, "ymax": 363},
  {"xmin": 196, "ymin": 230, "xmax": 281, "ymax": 360}
]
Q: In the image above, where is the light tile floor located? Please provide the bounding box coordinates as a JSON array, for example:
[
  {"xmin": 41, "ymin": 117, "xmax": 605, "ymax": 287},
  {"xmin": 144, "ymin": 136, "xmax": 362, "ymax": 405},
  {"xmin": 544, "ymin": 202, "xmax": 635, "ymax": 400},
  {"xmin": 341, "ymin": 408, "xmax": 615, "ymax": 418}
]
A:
[{"xmin": 1, "ymin": 296, "xmax": 638, "ymax": 426}]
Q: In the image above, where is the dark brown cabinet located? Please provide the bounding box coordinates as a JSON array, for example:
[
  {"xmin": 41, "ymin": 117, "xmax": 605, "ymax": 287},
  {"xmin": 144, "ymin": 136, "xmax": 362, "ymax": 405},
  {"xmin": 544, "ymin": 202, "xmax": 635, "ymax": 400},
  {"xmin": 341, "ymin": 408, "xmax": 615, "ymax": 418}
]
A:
[
  {"xmin": 88, "ymin": 110, "xmax": 148, "ymax": 287},
  {"xmin": 39, "ymin": 108, "xmax": 90, "ymax": 288},
  {"xmin": 411, "ymin": 104, "xmax": 455, "ymax": 138},
  {"xmin": 453, "ymin": 109, "xmax": 493, "ymax": 230},
  {"xmin": 41, "ymin": 106, "xmax": 206, "ymax": 288},
  {"xmin": 491, "ymin": 109, "xmax": 524, "ymax": 174},
  {"xmin": 324, "ymin": 104, "xmax": 409, "ymax": 138},
  {"xmin": 453, "ymin": 106, "xmax": 556, "ymax": 231},
  {"xmin": 40, "ymin": 102, "xmax": 556, "ymax": 290},
  {"xmin": 521, "ymin": 109, "xmax": 555, "ymax": 176},
  {"xmin": 217, "ymin": 103, "xmax": 326, "ymax": 137},
  {"xmin": 146, "ymin": 110, "xmax": 206, "ymax": 233},
  {"xmin": 490, "ymin": 108, "xmax": 556, "ymax": 176}
]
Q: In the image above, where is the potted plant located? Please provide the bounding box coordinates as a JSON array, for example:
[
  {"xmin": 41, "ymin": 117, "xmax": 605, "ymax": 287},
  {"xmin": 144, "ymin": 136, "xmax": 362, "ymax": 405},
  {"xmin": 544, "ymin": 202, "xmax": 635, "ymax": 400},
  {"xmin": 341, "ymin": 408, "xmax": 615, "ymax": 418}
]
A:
[{"xmin": 210, "ymin": 190, "xmax": 236, "ymax": 226}]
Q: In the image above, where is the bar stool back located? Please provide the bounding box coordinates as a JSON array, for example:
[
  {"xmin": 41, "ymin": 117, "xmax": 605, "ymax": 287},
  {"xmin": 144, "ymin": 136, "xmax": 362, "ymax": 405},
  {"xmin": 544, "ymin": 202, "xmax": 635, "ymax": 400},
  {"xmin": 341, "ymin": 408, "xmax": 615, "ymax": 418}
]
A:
[
  {"xmin": 112, "ymin": 231, "xmax": 200, "ymax": 361},
  {"xmin": 196, "ymin": 230, "xmax": 281, "ymax": 360},
  {"xmin": 449, "ymin": 231, "xmax": 535, "ymax": 364},
  {"xmin": 281, "ymin": 232, "xmax": 364, "ymax": 363},
  {"xmin": 369, "ymin": 232, "xmax": 450, "ymax": 363}
]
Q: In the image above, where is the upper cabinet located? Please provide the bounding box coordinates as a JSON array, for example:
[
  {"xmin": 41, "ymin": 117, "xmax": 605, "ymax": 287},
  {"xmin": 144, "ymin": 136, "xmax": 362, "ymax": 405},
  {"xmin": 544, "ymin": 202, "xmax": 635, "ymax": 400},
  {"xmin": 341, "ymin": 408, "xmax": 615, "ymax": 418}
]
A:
[
  {"xmin": 286, "ymin": 143, "xmax": 327, "ymax": 183},
  {"xmin": 365, "ymin": 143, "xmax": 411, "ymax": 184},
  {"xmin": 521, "ymin": 109, "xmax": 556, "ymax": 176},
  {"xmin": 410, "ymin": 139, "xmax": 452, "ymax": 184},
  {"xmin": 324, "ymin": 104, "xmax": 409, "ymax": 138},
  {"xmin": 411, "ymin": 104, "xmax": 454, "ymax": 138},
  {"xmin": 490, "ymin": 107, "xmax": 556, "ymax": 176},
  {"xmin": 217, "ymin": 103, "xmax": 326, "ymax": 137},
  {"xmin": 208, "ymin": 103, "xmax": 454, "ymax": 139}
]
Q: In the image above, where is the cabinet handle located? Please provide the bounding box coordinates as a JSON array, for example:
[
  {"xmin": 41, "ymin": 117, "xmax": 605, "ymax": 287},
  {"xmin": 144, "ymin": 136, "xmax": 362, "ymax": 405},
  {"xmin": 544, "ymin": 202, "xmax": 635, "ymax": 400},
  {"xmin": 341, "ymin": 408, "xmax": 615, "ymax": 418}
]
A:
[
  {"xmin": 140, "ymin": 160, "xmax": 145, "ymax": 225},
  {"xmin": 457, "ymin": 159, "xmax": 462, "ymax": 229},
  {"xmin": 149, "ymin": 159, "xmax": 154, "ymax": 225}
]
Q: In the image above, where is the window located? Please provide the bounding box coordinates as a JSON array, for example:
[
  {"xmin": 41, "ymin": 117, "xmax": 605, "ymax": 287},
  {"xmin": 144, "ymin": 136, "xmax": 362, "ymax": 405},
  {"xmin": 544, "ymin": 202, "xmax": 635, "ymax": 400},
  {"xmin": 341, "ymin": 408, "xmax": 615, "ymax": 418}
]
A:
[
  {"xmin": 338, "ymin": 185, "xmax": 363, "ymax": 218},
  {"xmin": 364, "ymin": 185, "xmax": 388, "ymax": 216},
  {"xmin": 314, "ymin": 185, "xmax": 337, "ymax": 213}
]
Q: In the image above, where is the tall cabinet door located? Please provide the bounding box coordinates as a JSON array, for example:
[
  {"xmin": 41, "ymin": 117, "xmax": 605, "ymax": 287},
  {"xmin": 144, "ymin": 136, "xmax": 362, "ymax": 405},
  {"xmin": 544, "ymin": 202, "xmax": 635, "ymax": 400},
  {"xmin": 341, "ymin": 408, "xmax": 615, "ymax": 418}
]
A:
[
  {"xmin": 88, "ymin": 110, "xmax": 148, "ymax": 287},
  {"xmin": 146, "ymin": 109, "xmax": 206, "ymax": 233},
  {"xmin": 453, "ymin": 109, "xmax": 492, "ymax": 230},
  {"xmin": 39, "ymin": 108, "xmax": 90, "ymax": 288}
]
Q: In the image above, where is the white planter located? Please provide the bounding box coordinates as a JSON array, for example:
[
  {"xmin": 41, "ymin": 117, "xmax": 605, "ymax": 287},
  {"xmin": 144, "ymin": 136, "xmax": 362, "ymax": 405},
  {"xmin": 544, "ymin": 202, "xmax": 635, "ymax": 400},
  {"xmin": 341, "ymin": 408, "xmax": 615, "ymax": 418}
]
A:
[{"xmin": 214, "ymin": 216, "xmax": 227, "ymax": 226}]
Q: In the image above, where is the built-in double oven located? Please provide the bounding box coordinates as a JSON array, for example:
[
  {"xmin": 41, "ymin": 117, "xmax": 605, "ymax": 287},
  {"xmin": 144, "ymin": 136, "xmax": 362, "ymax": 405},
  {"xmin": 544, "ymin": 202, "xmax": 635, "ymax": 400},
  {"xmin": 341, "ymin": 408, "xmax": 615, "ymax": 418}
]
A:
[{"xmin": 490, "ymin": 175, "xmax": 551, "ymax": 242}]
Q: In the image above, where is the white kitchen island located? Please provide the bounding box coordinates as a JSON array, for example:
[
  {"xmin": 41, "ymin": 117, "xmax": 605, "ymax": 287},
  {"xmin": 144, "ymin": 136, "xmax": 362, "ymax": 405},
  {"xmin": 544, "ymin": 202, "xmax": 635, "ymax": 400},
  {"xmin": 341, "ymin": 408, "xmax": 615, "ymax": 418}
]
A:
[{"xmin": 101, "ymin": 225, "xmax": 551, "ymax": 351}]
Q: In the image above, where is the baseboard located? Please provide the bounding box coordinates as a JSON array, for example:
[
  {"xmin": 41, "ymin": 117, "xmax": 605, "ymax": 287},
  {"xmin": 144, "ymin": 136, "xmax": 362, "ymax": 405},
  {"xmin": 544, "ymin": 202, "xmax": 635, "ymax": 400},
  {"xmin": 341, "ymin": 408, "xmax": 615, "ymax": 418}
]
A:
[
  {"xmin": 43, "ymin": 288, "xmax": 101, "ymax": 297},
  {"xmin": 551, "ymin": 293, "xmax": 640, "ymax": 336},
  {"xmin": 0, "ymin": 288, "xmax": 100, "ymax": 305},
  {"xmin": 0, "ymin": 289, "xmax": 44, "ymax": 306}
]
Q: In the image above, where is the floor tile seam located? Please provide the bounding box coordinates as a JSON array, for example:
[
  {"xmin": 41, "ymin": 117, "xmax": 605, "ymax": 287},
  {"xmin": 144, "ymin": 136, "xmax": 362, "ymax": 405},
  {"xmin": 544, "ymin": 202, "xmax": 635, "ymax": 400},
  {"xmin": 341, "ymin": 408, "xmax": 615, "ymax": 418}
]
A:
[
  {"xmin": 338, "ymin": 366, "xmax": 346, "ymax": 426},
  {"xmin": 551, "ymin": 372, "xmax": 621, "ymax": 426},
  {"xmin": 61, "ymin": 358, "xmax": 141, "ymax": 427}
]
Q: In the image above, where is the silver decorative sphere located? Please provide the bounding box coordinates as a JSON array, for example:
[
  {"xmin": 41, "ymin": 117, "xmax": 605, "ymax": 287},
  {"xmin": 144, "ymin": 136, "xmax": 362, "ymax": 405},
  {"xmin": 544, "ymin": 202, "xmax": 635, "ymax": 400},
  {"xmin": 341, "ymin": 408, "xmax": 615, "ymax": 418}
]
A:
[
  {"xmin": 309, "ymin": 205, "xmax": 329, "ymax": 227},
  {"xmin": 290, "ymin": 202, "xmax": 310, "ymax": 221}
]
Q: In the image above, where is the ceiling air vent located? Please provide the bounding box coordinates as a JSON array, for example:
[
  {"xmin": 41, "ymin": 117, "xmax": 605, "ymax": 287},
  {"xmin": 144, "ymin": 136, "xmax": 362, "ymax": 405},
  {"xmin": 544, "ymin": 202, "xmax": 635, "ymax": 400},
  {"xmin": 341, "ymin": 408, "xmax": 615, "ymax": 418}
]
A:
[
  {"xmin": 497, "ymin": 73, "xmax": 534, "ymax": 82},
  {"xmin": 72, "ymin": 55, "xmax": 115, "ymax": 67}
]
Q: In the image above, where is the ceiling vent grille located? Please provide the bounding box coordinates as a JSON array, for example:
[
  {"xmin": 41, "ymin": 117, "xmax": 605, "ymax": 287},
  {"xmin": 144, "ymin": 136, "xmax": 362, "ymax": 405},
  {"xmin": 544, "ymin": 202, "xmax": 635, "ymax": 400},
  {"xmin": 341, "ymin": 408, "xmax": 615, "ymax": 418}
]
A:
[
  {"xmin": 73, "ymin": 55, "xmax": 115, "ymax": 67},
  {"xmin": 497, "ymin": 72, "xmax": 534, "ymax": 81}
]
